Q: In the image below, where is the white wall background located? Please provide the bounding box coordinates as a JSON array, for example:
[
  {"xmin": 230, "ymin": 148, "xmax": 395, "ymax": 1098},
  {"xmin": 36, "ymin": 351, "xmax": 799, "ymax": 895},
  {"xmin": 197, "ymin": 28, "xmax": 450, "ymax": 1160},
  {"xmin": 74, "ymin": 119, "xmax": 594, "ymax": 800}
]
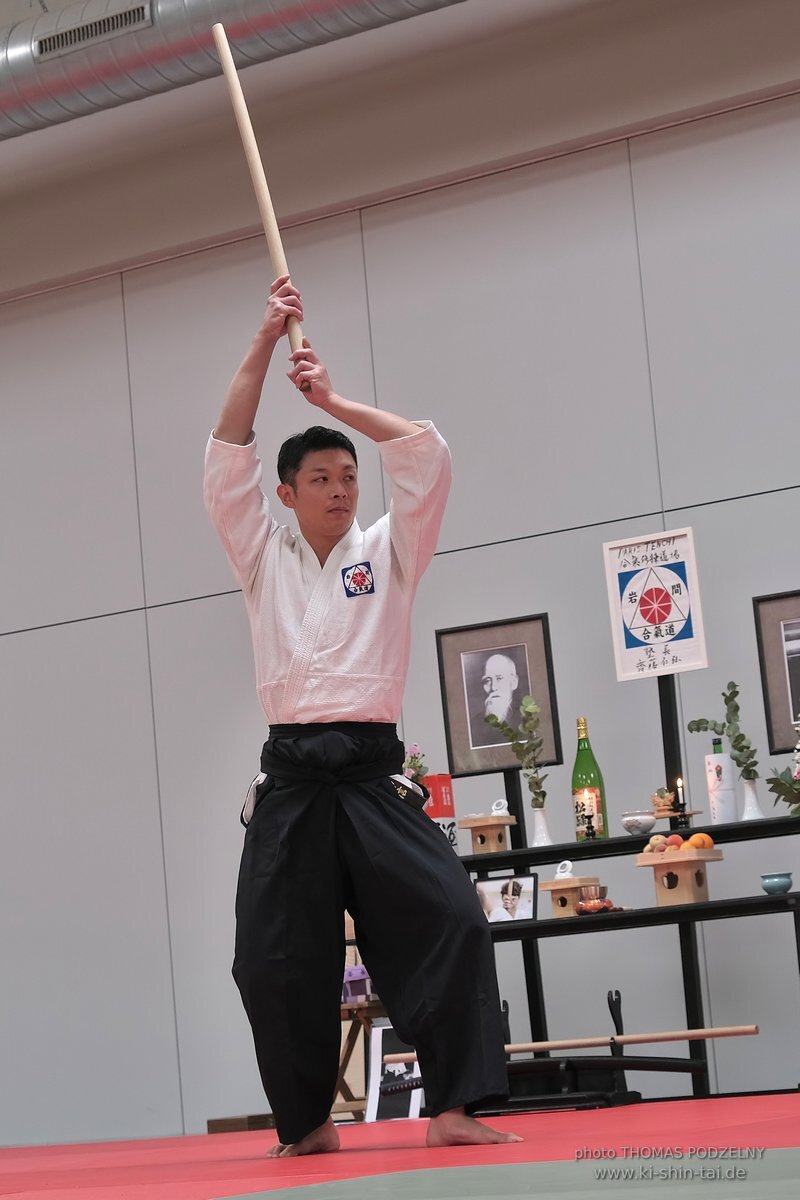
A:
[{"xmin": 2, "ymin": 0, "xmax": 800, "ymax": 1147}]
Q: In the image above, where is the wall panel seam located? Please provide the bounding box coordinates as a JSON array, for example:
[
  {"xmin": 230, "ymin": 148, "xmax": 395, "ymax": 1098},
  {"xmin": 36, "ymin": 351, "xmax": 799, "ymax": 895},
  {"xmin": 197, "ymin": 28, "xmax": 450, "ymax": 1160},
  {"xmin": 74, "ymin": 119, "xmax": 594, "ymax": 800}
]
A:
[
  {"xmin": 121, "ymin": 271, "xmax": 188, "ymax": 1135},
  {"xmin": 626, "ymin": 138, "xmax": 667, "ymax": 524},
  {"xmin": 1, "ymin": 479, "xmax": 797, "ymax": 638}
]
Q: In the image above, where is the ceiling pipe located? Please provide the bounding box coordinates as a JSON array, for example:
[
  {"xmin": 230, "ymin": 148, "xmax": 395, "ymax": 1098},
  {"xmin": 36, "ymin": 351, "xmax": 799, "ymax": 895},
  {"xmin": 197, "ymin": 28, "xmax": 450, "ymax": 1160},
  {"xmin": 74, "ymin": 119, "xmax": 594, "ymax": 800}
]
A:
[{"xmin": 0, "ymin": 0, "xmax": 465, "ymax": 140}]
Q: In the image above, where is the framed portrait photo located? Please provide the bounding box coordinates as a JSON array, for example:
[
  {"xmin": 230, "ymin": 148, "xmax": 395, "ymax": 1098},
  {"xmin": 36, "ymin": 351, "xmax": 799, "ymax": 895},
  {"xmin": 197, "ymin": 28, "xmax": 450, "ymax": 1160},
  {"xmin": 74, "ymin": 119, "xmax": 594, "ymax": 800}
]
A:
[
  {"xmin": 435, "ymin": 614, "xmax": 562, "ymax": 778},
  {"xmin": 474, "ymin": 874, "xmax": 538, "ymax": 923},
  {"xmin": 754, "ymin": 590, "xmax": 800, "ymax": 754}
]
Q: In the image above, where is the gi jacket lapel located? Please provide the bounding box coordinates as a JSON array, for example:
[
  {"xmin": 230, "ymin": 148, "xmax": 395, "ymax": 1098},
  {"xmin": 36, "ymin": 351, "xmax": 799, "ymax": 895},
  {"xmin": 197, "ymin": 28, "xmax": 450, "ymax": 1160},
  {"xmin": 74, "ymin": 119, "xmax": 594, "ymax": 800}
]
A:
[{"xmin": 281, "ymin": 523, "xmax": 363, "ymax": 719}]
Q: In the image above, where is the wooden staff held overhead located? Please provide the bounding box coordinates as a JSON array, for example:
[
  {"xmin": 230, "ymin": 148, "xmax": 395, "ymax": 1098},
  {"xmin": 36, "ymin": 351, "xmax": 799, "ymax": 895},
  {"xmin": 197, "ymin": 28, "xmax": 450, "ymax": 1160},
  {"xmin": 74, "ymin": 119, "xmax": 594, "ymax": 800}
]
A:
[{"xmin": 212, "ymin": 21, "xmax": 304, "ymax": 356}]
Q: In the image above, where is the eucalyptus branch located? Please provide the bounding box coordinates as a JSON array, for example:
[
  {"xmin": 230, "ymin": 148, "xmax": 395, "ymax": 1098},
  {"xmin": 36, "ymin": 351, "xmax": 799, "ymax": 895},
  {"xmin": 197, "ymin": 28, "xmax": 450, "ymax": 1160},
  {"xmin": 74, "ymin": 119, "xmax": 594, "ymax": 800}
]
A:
[
  {"xmin": 486, "ymin": 695, "xmax": 548, "ymax": 809},
  {"xmin": 687, "ymin": 680, "xmax": 759, "ymax": 780}
]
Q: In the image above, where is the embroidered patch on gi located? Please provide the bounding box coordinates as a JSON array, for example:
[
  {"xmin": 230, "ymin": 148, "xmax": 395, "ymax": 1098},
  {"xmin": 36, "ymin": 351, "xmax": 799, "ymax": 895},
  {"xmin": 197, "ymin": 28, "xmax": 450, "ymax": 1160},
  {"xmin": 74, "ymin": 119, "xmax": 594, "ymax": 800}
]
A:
[{"xmin": 342, "ymin": 561, "xmax": 375, "ymax": 597}]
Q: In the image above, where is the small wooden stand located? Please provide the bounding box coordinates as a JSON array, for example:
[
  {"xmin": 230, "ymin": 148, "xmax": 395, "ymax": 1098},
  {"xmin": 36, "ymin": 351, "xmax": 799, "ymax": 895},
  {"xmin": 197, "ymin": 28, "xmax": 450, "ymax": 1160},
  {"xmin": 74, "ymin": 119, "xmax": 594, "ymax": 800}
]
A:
[
  {"xmin": 636, "ymin": 848, "xmax": 723, "ymax": 907},
  {"xmin": 540, "ymin": 876, "xmax": 600, "ymax": 918},
  {"xmin": 458, "ymin": 813, "xmax": 517, "ymax": 853}
]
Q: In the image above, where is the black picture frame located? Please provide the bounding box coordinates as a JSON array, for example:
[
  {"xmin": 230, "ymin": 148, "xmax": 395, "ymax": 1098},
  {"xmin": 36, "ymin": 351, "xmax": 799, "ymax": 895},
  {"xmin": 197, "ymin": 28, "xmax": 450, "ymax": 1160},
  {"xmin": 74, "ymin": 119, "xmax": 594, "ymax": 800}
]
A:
[
  {"xmin": 753, "ymin": 590, "xmax": 800, "ymax": 755},
  {"xmin": 435, "ymin": 613, "xmax": 562, "ymax": 778}
]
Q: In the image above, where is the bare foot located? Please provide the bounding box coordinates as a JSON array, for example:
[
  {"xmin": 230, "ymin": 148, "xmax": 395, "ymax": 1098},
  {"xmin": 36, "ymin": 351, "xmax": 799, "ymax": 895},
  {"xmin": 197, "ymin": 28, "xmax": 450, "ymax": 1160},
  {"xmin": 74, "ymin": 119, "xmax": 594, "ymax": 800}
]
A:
[
  {"xmin": 266, "ymin": 1117, "xmax": 340, "ymax": 1158},
  {"xmin": 427, "ymin": 1107, "xmax": 522, "ymax": 1147}
]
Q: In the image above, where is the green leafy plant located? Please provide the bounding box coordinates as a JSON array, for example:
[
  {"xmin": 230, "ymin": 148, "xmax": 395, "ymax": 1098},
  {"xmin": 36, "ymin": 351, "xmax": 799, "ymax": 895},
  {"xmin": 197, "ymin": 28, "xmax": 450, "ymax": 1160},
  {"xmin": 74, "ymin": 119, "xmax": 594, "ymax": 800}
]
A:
[
  {"xmin": 687, "ymin": 680, "xmax": 759, "ymax": 780},
  {"xmin": 485, "ymin": 694, "xmax": 548, "ymax": 808},
  {"xmin": 765, "ymin": 768, "xmax": 800, "ymax": 817},
  {"xmin": 766, "ymin": 718, "xmax": 800, "ymax": 816}
]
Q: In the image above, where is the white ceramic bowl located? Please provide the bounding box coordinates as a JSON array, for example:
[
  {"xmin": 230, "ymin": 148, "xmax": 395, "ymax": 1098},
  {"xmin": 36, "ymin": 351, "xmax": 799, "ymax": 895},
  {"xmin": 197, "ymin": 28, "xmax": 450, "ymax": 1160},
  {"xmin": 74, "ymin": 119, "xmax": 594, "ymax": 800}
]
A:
[{"xmin": 621, "ymin": 810, "xmax": 657, "ymax": 835}]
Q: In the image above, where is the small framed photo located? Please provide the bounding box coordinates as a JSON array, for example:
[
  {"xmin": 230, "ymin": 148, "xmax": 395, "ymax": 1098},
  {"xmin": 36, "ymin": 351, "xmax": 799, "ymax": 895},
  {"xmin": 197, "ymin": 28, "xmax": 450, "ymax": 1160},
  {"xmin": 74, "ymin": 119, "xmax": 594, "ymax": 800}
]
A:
[
  {"xmin": 475, "ymin": 874, "xmax": 538, "ymax": 923},
  {"xmin": 435, "ymin": 614, "xmax": 562, "ymax": 778},
  {"xmin": 753, "ymin": 590, "xmax": 800, "ymax": 754}
]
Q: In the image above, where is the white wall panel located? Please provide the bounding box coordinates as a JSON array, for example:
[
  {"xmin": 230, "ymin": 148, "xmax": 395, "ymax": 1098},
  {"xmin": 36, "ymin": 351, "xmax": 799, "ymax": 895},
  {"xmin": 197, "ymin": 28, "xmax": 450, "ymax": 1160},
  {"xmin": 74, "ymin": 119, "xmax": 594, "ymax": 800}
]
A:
[
  {"xmin": 0, "ymin": 277, "xmax": 144, "ymax": 634},
  {"xmin": 674, "ymin": 488, "xmax": 799, "ymax": 805},
  {"xmin": 405, "ymin": 513, "xmax": 670, "ymax": 848},
  {"xmin": 404, "ymin": 494, "xmax": 799, "ymax": 1095},
  {"xmin": 631, "ymin": 96, "xmax": 800, "ymax": 509},
  {"xmin": 538, "ymin": 926, "xmax": 704, "ymax": 1100},
  {"xmin": 362, "ymin": 143, "xmax": 661, "ymax": 553},
  {"xmin": 403, "ymin": 515, "xmax": 702, "ymax": 1095},
  {"xmin": 6, "ymin": 0, "xmax": 800, "ymax": 299},
  {"xmin": 700, "ymin": 902, "xmax": 800, "ymax": 1094},
  {"xmin": 146, "ymin": 593, "xmax": 270, "ymax": 1132},
  {"xmin": 419, "ymin": 486, "xmax": 800, "ymax": 1098},
  {"xmin": 0, "ymin": 613, "xmax": 180, "ymax": 1146},
  {"xmin": 124, "ymin": 214, "xmax": 386, "ymax": 609},
  {"xmin": 668, "ymin": 490, "xmax": 800, "ymax": 1093}
]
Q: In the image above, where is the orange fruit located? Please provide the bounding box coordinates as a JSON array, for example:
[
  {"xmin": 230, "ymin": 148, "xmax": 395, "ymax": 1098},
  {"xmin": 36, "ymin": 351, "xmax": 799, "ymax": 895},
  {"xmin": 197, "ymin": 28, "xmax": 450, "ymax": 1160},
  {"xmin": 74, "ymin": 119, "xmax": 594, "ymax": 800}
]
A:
[{"xmin": 686, "ymin": 832, "xmax": 714, "ymax": 849}]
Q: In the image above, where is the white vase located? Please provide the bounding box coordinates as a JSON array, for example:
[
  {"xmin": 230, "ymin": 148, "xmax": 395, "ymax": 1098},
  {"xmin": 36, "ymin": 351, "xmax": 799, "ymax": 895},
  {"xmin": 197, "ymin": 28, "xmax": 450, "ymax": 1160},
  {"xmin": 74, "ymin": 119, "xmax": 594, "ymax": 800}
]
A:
[
  {"xmin": 531, "ymin": 807, "xmax": 553, "ymax": 846},
  {"xmin": 740, "ymin": 778, "xmax": 767, "ymax": 821}
]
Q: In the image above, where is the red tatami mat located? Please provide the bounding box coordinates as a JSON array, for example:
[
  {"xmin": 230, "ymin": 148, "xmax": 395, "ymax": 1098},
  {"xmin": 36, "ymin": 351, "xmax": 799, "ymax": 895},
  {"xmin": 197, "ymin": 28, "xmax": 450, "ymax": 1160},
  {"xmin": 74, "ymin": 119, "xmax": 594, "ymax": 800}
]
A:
[{"xmin": 2, "ymin": 1094, "xmax": 799, "ymax": 1200}]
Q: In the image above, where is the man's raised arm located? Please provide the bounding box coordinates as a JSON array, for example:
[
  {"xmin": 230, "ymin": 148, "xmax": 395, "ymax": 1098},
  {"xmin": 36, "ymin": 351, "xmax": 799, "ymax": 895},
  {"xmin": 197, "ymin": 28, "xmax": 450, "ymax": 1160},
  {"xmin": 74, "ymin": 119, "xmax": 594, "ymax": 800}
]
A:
[
  {"xmin": 213, "ymin": 275, "xmax": 303, "ymax": 445},
  {"xmin": 287, "ymin": 341, "xmax": 420, "ymax": 442}
]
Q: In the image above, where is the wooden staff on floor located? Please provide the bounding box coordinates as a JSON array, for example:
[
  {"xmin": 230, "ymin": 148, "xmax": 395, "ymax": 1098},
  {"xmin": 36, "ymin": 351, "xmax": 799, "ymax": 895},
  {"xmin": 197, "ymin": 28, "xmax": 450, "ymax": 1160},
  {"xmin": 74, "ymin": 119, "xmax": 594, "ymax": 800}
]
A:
[{"xmin": 383, "ymin": 1024, "xmax": 759, "ymax": 1064}]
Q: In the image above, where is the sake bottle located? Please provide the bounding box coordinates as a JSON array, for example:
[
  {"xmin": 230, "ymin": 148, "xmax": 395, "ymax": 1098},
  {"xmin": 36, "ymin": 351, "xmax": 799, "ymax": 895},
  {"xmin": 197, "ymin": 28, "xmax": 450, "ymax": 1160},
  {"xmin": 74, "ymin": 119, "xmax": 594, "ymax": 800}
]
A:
[
  {"xmin": 571, "ymin": 717, "xmax": 609, "ymax": 840},
  {"xmin": 706, "ymin": 735, "xmax": 737, "ymax": 824}
]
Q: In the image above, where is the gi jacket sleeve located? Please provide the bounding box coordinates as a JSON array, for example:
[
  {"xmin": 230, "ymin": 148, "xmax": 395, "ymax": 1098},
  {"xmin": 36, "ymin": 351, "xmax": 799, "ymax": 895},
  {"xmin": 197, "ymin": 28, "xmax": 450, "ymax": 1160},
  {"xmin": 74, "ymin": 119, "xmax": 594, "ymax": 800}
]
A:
[
  {"xmin": 378, "ymin": 421, "xmax": 452, "ymax": 586},
  {"xmin": 203, "ymin": 433, "xmax": 277, "ymax": 593}
]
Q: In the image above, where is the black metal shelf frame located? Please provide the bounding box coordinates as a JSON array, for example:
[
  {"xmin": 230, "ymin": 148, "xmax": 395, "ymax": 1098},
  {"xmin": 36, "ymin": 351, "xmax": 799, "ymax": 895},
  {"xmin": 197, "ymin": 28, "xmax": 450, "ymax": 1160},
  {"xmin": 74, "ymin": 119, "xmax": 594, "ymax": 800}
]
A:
[
  {"xmin": 459, "ymin": 816, "xmax": 800, "ymax": 1100},
  {"xmin": 460, "ymin": 814, "xmax": 800, "ymax": 874}
]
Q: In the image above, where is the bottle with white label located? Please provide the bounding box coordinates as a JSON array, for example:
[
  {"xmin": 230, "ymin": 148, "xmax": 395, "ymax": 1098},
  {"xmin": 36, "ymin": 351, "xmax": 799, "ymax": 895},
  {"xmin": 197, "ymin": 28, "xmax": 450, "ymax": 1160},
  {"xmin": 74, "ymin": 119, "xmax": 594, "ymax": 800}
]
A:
[{"xmin": 705, "ymin": 737, "xmax": 737, "ymax": 824}]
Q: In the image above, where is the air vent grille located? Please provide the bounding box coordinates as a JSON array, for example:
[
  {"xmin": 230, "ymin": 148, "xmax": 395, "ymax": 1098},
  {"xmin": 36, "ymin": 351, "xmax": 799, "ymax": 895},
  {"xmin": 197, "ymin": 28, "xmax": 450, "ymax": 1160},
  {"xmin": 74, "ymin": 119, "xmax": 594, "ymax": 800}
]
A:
[{"xmin": 34, "ymin": 5, "xmax": 152, "ymax": 61}]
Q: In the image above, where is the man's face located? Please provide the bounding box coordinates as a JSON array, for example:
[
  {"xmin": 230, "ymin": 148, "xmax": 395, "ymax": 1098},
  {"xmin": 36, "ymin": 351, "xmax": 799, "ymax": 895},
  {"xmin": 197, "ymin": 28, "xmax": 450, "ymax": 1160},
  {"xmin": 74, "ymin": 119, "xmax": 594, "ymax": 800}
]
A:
[
  {"xmin": 482, "ymin": 654, "xmax": 518, "ymax": 720},
  {"xmin": 501, "ymin": 889, "xmax": 520, "ymax": 916},
  {"xmin": 278, "ymin": 449, "xmax": 359, "ymax": 542}
]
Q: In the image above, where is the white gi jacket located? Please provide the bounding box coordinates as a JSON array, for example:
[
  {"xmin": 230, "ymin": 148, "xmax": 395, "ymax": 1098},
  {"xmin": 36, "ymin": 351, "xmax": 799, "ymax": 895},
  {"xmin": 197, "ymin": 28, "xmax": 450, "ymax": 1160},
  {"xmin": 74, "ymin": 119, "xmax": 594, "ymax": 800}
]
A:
[{"xmin": 204, "ymin": 421, "xmax": 452, "ymax": 724}]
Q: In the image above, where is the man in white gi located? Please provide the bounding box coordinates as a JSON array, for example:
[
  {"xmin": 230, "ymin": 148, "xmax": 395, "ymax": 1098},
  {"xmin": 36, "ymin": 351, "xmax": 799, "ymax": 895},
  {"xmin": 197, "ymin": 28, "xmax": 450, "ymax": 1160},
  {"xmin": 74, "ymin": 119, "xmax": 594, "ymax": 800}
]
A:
[{"xmin": 204, "ymin": 275, "xmax": 518, "ymax": 1156}]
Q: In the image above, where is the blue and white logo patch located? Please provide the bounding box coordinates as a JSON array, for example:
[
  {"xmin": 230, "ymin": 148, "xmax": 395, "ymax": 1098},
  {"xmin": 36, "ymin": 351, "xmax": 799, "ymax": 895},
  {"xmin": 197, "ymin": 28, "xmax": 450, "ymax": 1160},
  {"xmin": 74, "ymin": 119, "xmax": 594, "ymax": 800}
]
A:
[{"xmin": 342, "ymin": 561, "xmax": 375, "ymax": 597}]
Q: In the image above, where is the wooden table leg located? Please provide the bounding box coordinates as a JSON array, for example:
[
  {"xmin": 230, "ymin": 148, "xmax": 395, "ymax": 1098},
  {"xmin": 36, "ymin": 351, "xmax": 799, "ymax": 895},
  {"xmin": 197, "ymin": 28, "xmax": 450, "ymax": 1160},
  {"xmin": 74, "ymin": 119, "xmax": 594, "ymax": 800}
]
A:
[{"xmin": 333, "ymin": 1012, "xmax": 368, "ymax": 1120}]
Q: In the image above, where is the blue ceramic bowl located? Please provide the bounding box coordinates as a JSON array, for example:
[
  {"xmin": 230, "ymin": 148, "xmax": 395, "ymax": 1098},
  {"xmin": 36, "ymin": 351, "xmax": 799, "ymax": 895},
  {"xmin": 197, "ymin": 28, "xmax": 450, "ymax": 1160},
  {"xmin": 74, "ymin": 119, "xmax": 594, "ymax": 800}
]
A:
[{"xmin": 760, "ymin": 873, "xmax": 793, "ymax": 895}]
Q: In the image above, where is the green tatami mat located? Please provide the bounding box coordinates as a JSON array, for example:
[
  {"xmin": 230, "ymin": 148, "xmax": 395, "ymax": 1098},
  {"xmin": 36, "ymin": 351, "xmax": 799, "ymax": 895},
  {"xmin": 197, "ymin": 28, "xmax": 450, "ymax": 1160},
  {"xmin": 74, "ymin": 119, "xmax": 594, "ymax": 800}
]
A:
[{"xmin": 216, "ymin": 1150, "xmax": 800, "ymax": 1200}]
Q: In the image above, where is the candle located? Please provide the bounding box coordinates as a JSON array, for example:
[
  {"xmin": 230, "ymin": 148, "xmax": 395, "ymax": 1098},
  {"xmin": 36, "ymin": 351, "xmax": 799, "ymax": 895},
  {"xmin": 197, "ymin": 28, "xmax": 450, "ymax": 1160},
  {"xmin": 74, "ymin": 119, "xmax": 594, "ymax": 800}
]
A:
[{"xmin": 676, "ymin": 778, "xmax": 684, "ymax": 808}]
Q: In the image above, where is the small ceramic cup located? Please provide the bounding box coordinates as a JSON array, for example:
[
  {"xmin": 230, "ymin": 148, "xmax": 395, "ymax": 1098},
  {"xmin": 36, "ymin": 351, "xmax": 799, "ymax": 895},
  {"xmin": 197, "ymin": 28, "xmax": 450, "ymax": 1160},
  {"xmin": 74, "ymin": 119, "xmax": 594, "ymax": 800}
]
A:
[{"xmin": 760, "ymin": 873, "xmax": 793, "ymax": 895}]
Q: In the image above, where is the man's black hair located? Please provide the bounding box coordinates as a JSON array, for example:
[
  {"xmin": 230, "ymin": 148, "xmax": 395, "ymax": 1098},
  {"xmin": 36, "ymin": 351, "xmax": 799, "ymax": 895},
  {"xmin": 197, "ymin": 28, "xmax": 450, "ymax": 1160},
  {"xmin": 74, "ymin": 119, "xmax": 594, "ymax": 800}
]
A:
[{"xmin": 277, "ymin": 426, "xmax": 358, "ymax": 487}]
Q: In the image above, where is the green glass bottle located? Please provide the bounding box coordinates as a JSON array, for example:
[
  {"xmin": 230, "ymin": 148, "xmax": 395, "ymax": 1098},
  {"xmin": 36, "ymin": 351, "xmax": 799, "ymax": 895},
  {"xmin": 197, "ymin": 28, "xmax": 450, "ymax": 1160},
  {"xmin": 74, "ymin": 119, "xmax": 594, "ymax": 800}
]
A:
[{"xmin": 571, "ymin": 717, "xmax": 609, "ymax": 840}]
